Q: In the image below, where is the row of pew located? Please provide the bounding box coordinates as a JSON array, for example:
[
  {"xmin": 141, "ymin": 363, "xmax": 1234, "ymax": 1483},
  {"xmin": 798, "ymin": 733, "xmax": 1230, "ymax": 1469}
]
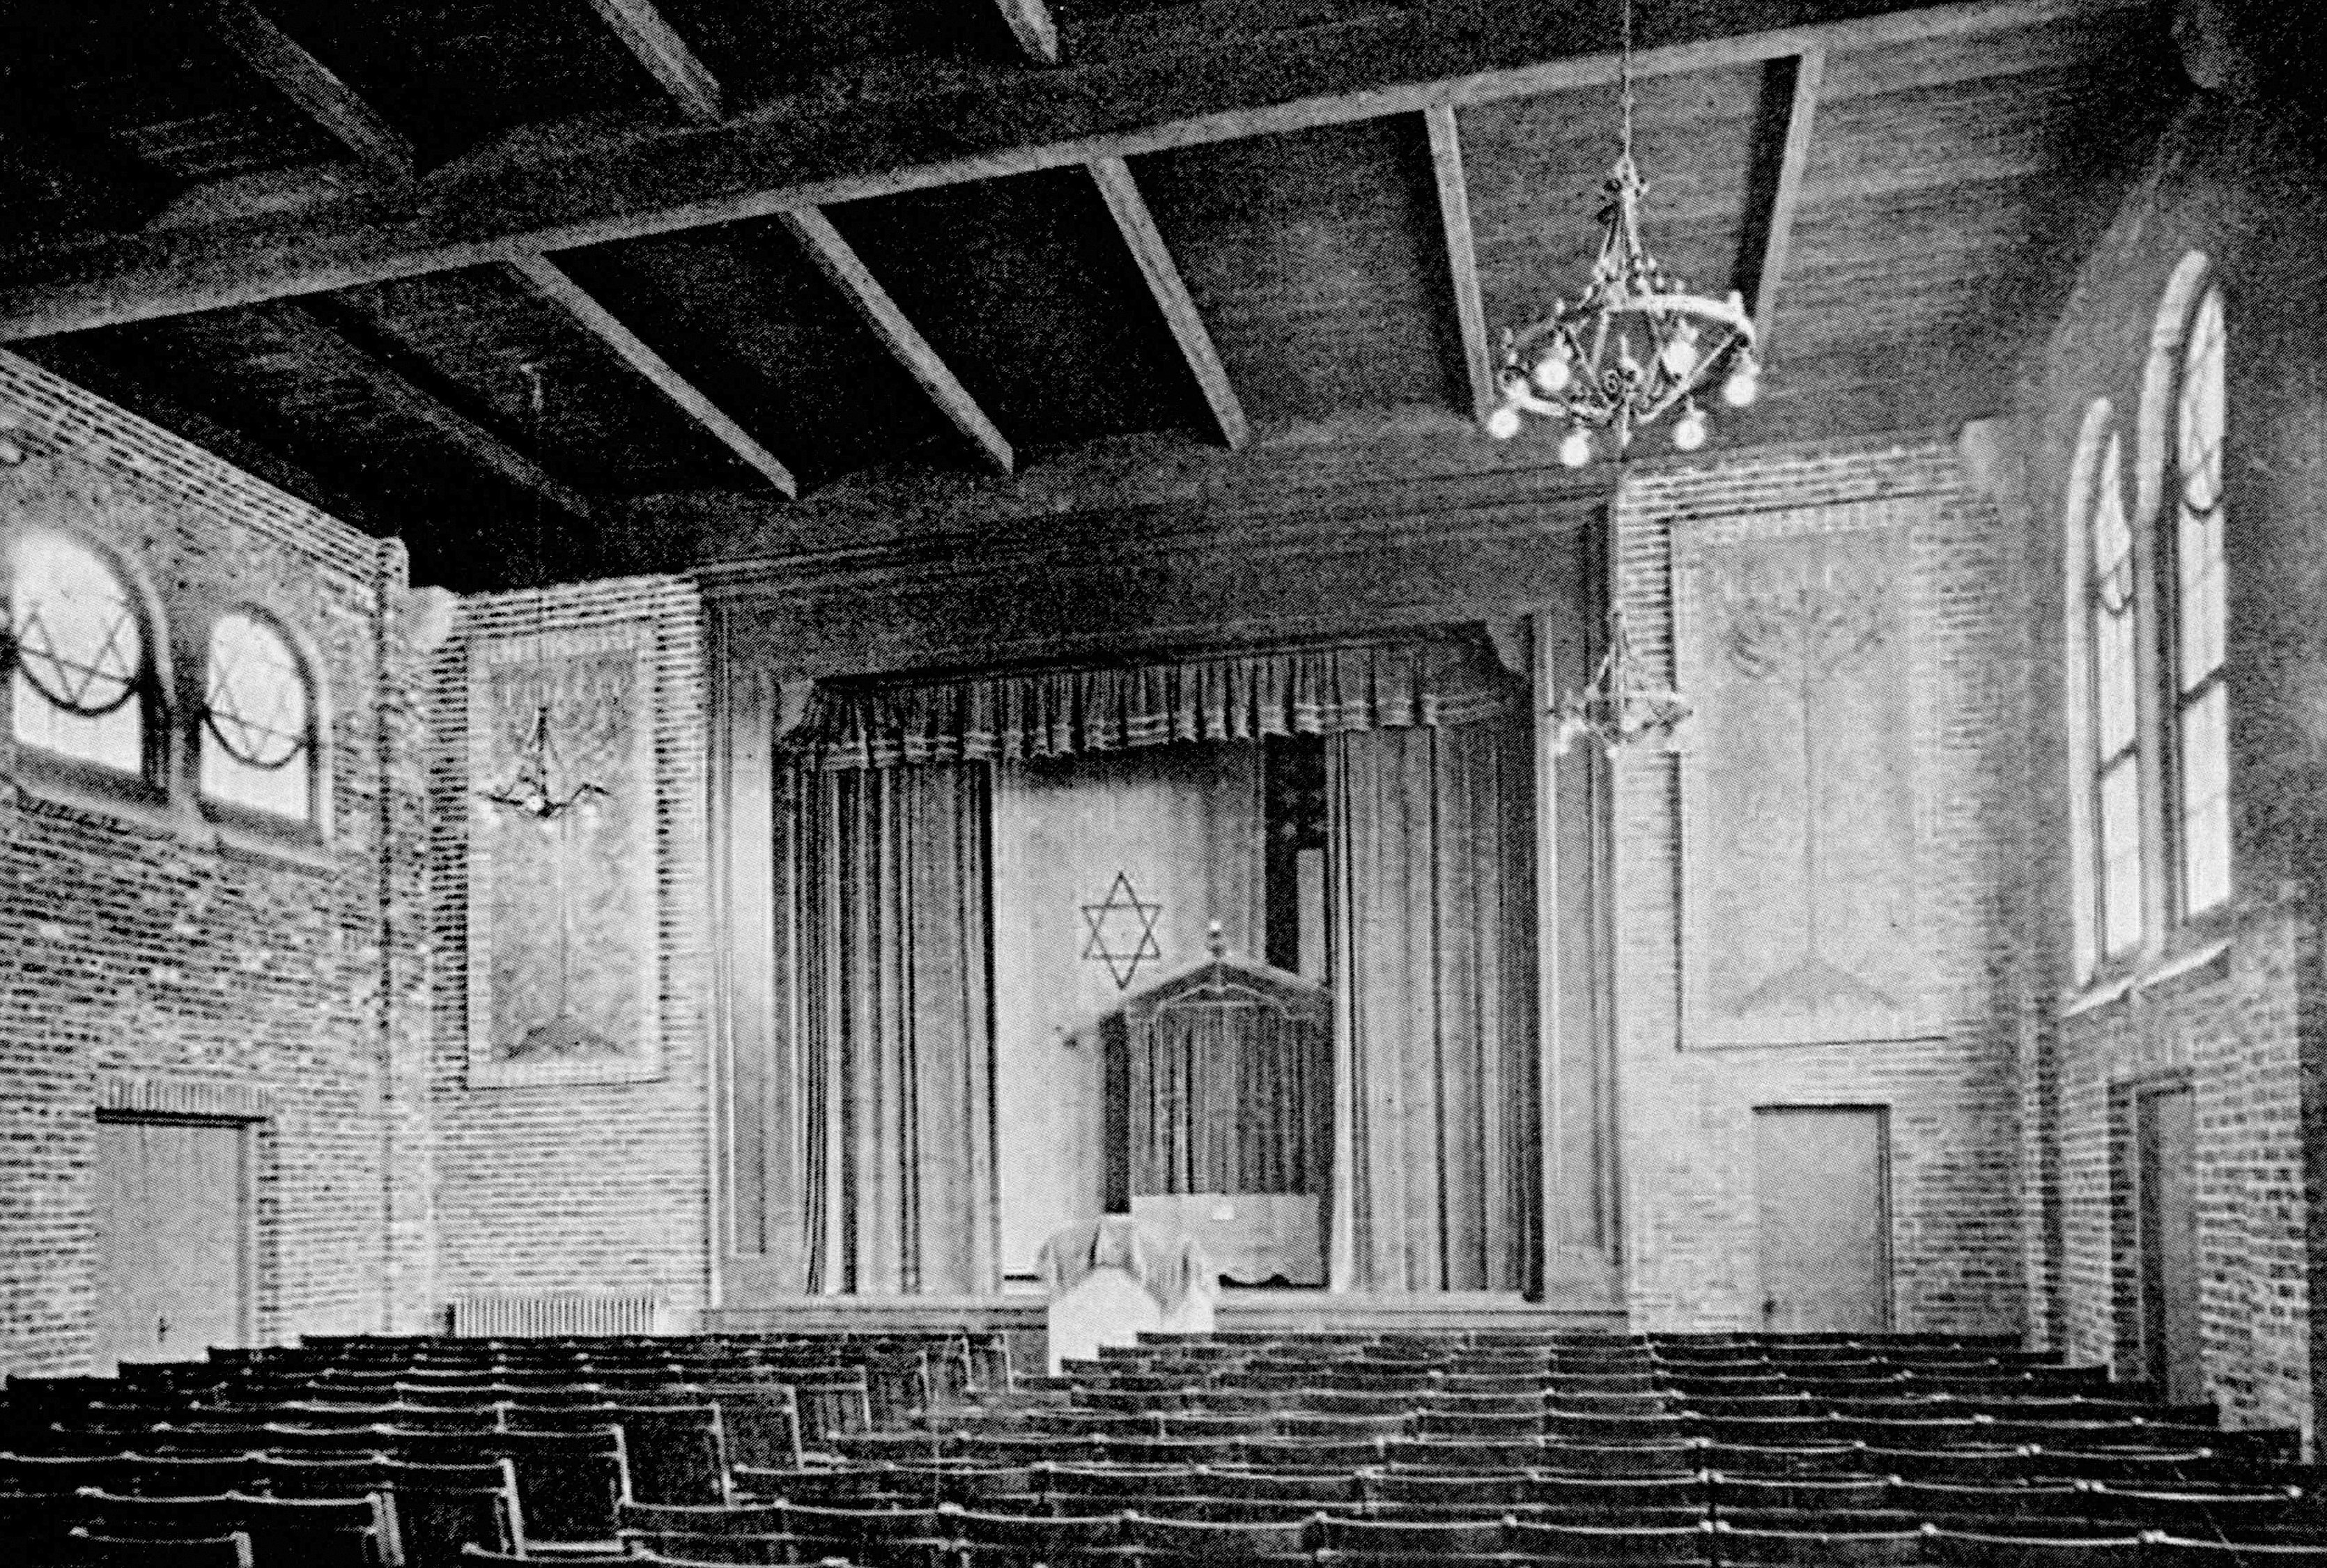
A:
[
  {"xmin": 0, "ymin": 1328, "xmax": 1007, "ymax": 1567},
  {"xmin": 6, "ymin": 1328, "xmax": 2321, "ymax": 1565}
]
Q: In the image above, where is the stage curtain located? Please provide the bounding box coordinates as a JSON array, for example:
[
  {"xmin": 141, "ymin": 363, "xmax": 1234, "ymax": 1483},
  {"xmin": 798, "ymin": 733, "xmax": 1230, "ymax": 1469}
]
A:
[
  {"xmin": 1327, "ymin": 712, "xmax": 1538, "ymax": 1293},
  {"xmin": 793, "ymin": 761, "xmax": 998, "ymax": 1295},
  {"xmin": 796, "ymin": 637, "xmax": 1516, "ymax": 768}
]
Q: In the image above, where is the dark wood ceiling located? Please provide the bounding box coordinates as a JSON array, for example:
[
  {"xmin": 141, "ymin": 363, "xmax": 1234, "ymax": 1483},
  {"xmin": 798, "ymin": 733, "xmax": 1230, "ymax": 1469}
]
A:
[{"xmin": 0, "ymin": 0, "xmax": 2185, "ymax": 591}]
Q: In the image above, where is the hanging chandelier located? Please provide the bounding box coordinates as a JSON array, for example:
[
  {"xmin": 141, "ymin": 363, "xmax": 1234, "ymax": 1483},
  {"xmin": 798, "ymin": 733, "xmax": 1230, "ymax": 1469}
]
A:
[
  {"xmin": 480, "ymin": 365, "xmax": 608, "ymax": 823},
  {"xmin": 483, "ymin": 698, "xmax": 608, "ymax": 820},
  {"xmin": 1484, "ymin": 0, "xmax": 1761, "ymax": 463},
  {"xmin": 1552, "ymin": 607, "xmax": 1691, "ymax": 755}
]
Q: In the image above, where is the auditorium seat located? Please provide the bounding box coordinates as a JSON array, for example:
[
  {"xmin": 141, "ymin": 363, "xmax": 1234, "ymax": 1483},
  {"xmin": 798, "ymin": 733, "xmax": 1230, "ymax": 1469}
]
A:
[{"xmin": 38, "ymin": 1530, "xmax": 258, "ymax": 1567}]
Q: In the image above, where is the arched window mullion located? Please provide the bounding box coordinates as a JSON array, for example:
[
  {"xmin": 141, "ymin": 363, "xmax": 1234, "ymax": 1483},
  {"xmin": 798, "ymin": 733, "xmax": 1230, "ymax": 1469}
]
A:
[{"xmin": 2168, "ymin": 284, "xmax": 2232, "ymax": 917}]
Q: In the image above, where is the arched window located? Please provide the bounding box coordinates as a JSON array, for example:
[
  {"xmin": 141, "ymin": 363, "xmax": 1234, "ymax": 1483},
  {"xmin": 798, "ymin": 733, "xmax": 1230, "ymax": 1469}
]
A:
[
  {"xmin": 2087, "ymin": 429, "xmax": 2144, "ymax": 958},
  {"xmin": 200, "ymin": 610, "xmax": 314, "ymax": 822},
  {"xmin": 8, "ymin": 531, "xmax": 148, "ymax": 777},
  {"xmin": 2170, "ymin": 285, "xmax": 2230, "ymax": 915}
]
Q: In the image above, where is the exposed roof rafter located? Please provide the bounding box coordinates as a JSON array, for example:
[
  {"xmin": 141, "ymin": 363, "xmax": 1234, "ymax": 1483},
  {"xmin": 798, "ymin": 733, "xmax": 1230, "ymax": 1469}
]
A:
[
  {"xmin": 585, "ymin": 0, "xmax": 726, "ymax": 124},
  {"xmin": 777, "ymin": 209, "xmax": 1014, "ymax": 475},
  {"xmin": 509, "ymin": 254, "xmax": 797, "ymax": 497},
  {"xmin": 1748, "ymin": 46, "xmax": 1826, "ymax": 343},
  {"xmin": 995, "ymin": 0, "xmax": 1062, "ymax": 65},
  {"xmin": 259, "ymin": 302, "xmax": 595, "ymax": 520},
  {"xmin": 1088, "ymin": 156, "xmax": 1246, "ymax": 450},
  {"xmin": 1423, "ymin": 104, "xmax": 1495, "ymax": 428},
  {"xmin": 206, "ymin": 0, "xmax": 414, "ymax": 181},
  {"xmin": 0, "ymin": 0, "xmax": 2146, "ymax": 343}
]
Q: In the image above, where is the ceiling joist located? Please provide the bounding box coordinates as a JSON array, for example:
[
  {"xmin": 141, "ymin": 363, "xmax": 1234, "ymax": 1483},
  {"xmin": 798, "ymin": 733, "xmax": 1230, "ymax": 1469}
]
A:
[
  {"xmin": 585, "ymin": 0, "xmax": 727, "ymax": 125},
  {"xmin": 509, "ymin": 254, "xmax": 796, "ymax": 497},
  {"xmin": 258, "ymin": 302, "xmax": 594, "ymax": 520},
  {"xmin": 777, "ymin": 209, "xmax": 1014, "ymax": 475},
  {"xmin": 0, "ymin": 0, "xmax": 2143, "ymax": 344},
  {"xmin": 1088, "ymin": 156, "xmax": 1246, "ymax": 451},
  {"xmin": 995, "ymin": 0, "xmax": 1062, "ymax": 65},
  {"xmin": 1748, "ymin": 47, "xmax": 1826, "ymax": 343},
  {"xmin": 206, "ymin": 0, "xmax": 413, "ymax": 181},
  {"xmin": 1423, "ymin": 104, "xmax": 1495, "ymax": 428}
]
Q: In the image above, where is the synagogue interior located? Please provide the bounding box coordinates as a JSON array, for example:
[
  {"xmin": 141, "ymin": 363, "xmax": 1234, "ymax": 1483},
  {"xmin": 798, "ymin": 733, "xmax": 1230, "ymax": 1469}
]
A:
[{"xmin": 1, "ymin": 0, "xmax": 2325, "ymax": 1562}]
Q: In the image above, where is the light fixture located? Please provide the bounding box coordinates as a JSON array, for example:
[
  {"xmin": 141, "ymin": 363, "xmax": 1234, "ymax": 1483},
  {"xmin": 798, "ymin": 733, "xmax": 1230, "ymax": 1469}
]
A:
[
  {"xmin": 482, "ymin": 697, "xmax": 608, "ymax": 821},
  {"xmin": 1485, "ymin": 0, "xmax": 1761, "ymax": 457},
  {"xmin": 1552, "ymin": 607, "xmax": 1692, "ymax": 756},
  {"xmin": 480, "ymin": 365, "xmax": 607, "ymax": 823}
]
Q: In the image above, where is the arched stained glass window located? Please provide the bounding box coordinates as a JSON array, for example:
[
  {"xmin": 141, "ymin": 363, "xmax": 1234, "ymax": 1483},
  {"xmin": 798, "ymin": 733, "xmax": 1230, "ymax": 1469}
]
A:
[
  {"xmin": 201, "ymin": 610, "xmax": 313, "ymax": 821},
  {"xmin": 10, "ymin": 531, "xmax": 146, "ymax": 775},
  {"xmin": 2172, "ymin": 285, "xmax": 2230, "ymax": 915},
  {"xmin": 2089, "ymin": 430, "xmax": 2143, "ymax": 957}
]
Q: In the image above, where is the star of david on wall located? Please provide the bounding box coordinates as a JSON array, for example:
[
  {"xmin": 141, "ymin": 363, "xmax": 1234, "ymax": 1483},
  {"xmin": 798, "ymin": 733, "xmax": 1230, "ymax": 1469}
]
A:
[{"xmin": 1081, "ymin": 870, "xmax": 1164, "ymax": 991}]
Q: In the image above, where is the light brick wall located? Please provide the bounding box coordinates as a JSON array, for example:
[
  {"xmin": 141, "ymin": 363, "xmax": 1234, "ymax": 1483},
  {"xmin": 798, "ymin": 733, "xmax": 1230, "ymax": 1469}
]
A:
[
  {"xmin": 0, "ymin": 351, "xmax": 433, "ymax": 1376},
  {"xmin": 2018, "ymin": 88, "xmax": 2326, "ymax": 1436},
  {"xmin": 1608, "ymin": 438, "xmax": 2026, "ymax": 1335},
  {"xmin": 424, "ymin": 578, "xmax": 712, "ymax": 1315}
]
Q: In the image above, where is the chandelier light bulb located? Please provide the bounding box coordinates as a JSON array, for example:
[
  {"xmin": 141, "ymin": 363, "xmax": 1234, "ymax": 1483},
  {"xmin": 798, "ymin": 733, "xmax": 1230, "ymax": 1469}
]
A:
[
  {"xmin": 1659, "ymin": 323, "xmax": 1700, "ymax": 379},
  {"xmin": 1723, "ymin": 355, "xmax": 1761, "ymax": 407},
  {"xmin": 1671, "ymin": 402, "xmax": 1708, "ymax": 452},
  {"xmin": 1559, "ymin": 424, "xmax": 1595, "ymax": 468},
  {"xmin": 1484, "ymin": 403, "xmax": 1524, "ymax": 440},
  {"xmin": 1531, "ymin": 344, "xmax": 1574, "ymax": 396}
]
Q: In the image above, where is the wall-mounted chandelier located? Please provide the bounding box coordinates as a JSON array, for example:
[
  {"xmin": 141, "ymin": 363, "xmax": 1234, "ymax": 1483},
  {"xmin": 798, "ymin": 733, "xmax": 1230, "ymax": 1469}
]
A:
[
  {"xmin": 1484, "ymin": 0, "xmax": 1761, "ymax": 463},
  {"xmin": 1552, "ymin": 607, "xmax": 1691, "ymax": 755}
]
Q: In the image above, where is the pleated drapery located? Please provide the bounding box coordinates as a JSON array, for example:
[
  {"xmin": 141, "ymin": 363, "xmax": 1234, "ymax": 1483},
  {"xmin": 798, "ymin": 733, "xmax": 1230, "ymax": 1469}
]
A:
[
  {"xmin": 793, "ymin": 762, "xmax": 998, "ymax": 1295},
  {"xmin": 795, "ymin": 639, "xmax": 1517, "ymax": 769},
  {"xmin": 1327, "ymin": 713, "xmax": 1539, "ymax": 1294}
]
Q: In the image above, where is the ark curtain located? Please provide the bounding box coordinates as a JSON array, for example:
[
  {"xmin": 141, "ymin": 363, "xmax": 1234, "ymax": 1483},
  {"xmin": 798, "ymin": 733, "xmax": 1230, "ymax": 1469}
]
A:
[
  {"xmin": 1327, "ymin": 712, "xmax": 1539, "ymax": 1293},
  {"xmin": 792, "ymin": 761, "xmax": 998, "ymax": 1294}
]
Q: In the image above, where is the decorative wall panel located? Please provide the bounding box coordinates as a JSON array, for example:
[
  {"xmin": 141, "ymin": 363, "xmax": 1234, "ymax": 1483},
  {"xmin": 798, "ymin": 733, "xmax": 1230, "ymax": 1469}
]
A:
[
  {"xmin": 465, "ymin": 622, "xmax": 660, "ymax": 1086},
  {"xmin": 1676, "ymin": 499, "xmax": 1937, "ymax": 1048}
]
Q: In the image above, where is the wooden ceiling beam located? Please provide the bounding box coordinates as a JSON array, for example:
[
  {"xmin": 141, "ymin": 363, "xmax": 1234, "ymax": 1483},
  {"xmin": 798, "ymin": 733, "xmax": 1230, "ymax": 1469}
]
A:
[
  {"xmin": 995, "ymin": 1, "xmax": 1062, "ymax": 65},
  {"xmin": 1088, "ymin": 156, "xmax": 1246, "ymax": 451},
  {"xmin": 206, "ymin": 0, "xmax": 414, "ymax": 181},
  {"xmin": 778, "ymin": 208, "xmax": 1013, "ymax": 474},
  {"xmin": 583, "ymin": 0, "xmax": 727, "ymax": 125},
  {"xmin": 509, "ymin": 254, "xmax": 796, "ymax": 497},
  {"xmin": 1749, "ymin": 46, "xmax": 1826, "ymax": 343},
  {"xmin": 258, "ymin": 302, "xmax": 595, "ymax": 520},
  {"xmin": 0, "ymin": 0, "xmax": 2147, "ymax": 342},
  {"xmin": 1423, "ymin": 104, "xmax": 1495, "ymax": 428}
]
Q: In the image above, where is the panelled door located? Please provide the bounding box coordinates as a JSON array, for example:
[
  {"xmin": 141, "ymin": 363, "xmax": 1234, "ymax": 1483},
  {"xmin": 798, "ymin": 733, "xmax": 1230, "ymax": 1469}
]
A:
[
  {"xmin": 93, "ymin": 1115, "xmax": 251, "ymax": 1373},
  {"xmin": 1755, "ymin": 1105, "xmax": 1892, "ymax": 1333},
  {"xmin": 2137, "ymin": 1083, "xmax": 2202, "ymax": 1402}
]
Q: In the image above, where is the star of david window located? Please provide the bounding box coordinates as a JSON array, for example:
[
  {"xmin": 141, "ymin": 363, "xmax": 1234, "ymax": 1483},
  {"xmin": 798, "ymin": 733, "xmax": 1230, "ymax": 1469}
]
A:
[
  {"xmin": 9, "ymin": 531, "xmax": 146, "ymax": 776},
  {"xmin": 201, "ymin": 610, "xmax": 314, "ymax": 822},
  {"xmin": 1082, "ymin": 870, "xmax": 1164, "ymax": 990}
]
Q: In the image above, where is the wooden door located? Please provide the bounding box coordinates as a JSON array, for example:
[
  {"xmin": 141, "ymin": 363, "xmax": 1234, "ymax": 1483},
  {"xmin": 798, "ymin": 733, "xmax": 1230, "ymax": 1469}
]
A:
[
  {"xmin": 93, "ymin": 1116, "xmax": 249, "ymax": 1373},
  {"xmin": 2137, "ymin": 1084, "xmax": 2202, "ymax": 1402},
  {"xmin": 1755, "ymin": 1105, "xmax": 1891, "ymax": 1333}
]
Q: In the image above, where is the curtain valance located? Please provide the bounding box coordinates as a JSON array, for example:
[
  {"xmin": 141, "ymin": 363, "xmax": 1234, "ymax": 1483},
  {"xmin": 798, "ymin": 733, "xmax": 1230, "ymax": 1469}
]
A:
[{"xmin": 794, "ymin": 637, "xmax": 1520, "ymax": 769}]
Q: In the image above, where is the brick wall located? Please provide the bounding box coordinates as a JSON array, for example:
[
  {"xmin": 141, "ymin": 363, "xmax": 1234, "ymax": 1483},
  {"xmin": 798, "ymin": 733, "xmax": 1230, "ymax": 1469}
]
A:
[
  {"xmin": 2014, "ymin": 88, "xmax": 2327, "ymax": 1434},
  {"xmin": 1608, "ymin": 437, "xmax": 2026, "ymax": 1335},
  {"xmin": 0, "ymin": 350, "xmax": 434, "ymax": 1376},
  {"xmin": 425, "ymin": 577, "xmax": 712, "ymax": 1318}
]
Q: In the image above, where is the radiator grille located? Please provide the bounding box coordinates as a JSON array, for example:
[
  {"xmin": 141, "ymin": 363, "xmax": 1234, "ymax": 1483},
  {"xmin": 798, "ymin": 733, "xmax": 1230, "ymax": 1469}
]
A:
[{"xmin": 448, "ymin": 1292, "xmax": 663, "ymax": 1337}]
